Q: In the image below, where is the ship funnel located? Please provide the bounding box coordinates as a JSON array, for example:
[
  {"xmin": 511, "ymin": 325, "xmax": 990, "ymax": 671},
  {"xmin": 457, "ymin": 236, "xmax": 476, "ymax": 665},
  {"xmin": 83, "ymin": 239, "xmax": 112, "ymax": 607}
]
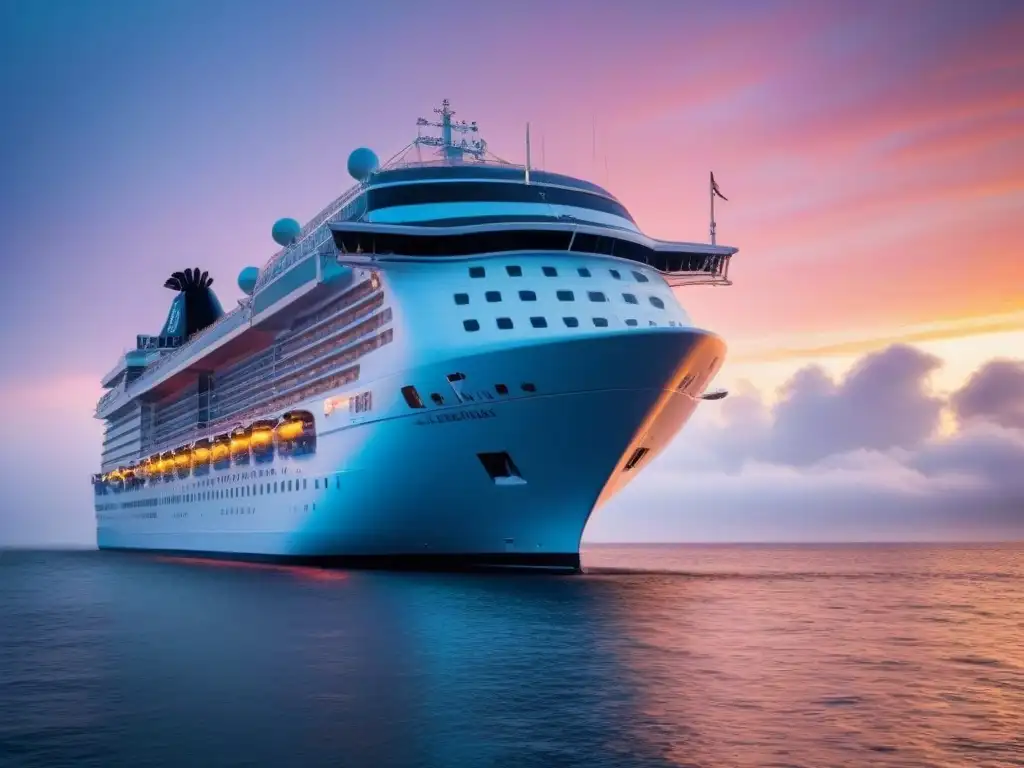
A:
[{"xmin": 160, "ymin": 268, "xmax": 225, "ymax": 339}]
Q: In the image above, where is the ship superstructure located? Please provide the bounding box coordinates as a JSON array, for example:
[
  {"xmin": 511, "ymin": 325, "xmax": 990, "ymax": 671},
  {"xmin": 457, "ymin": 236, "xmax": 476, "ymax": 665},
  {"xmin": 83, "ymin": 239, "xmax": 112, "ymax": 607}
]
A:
[{"xmin": 93, "ymin": 100, "xmax": 738, "ymax": 571}]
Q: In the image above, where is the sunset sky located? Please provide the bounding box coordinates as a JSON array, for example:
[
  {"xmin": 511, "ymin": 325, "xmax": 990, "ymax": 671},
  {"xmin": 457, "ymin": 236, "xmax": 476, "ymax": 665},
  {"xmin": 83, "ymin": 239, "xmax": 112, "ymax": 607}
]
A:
[{"xmin": 1, "ymin": 0, "xmax": 1021, "ymax": 545}]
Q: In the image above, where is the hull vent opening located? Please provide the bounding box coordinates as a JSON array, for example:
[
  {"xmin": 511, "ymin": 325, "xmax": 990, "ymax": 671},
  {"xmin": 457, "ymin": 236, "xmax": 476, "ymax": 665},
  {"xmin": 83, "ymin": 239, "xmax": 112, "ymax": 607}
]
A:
[
  {"xmin": 478, "ymin": 452, "xmax": 527, "ymax": 486},
  {"xmin": 447, "ymin": 372, "xmax": 468, "ymax": 402},
  {"xmin": 623, "ymin": 447, "xmax": 650, "ymax": 472},
  {"xmin": 401, "ymin": 386, "xmax": 425, "ymax": 409}
]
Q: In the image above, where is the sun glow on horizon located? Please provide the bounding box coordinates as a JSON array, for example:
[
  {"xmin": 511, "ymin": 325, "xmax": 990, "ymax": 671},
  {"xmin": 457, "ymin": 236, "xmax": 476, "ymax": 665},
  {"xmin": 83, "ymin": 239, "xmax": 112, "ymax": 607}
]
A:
[{"xmin": 718, "ymin": 312, "xmax": 1024, "ymax": 405}]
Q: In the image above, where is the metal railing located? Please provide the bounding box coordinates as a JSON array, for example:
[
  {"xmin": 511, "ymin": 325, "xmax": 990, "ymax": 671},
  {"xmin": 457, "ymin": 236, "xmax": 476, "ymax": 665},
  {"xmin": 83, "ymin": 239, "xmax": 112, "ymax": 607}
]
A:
[{"xmin": 252, "ymin": 183, "xmax": 366, "ymax": 293}]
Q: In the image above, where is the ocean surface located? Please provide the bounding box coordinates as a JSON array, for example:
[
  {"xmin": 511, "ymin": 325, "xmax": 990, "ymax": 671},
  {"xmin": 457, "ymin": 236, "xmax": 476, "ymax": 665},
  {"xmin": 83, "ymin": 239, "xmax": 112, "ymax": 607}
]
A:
[{"xmin": 1, "ymin": 544, "xmax": 1022, "ymax": 768}]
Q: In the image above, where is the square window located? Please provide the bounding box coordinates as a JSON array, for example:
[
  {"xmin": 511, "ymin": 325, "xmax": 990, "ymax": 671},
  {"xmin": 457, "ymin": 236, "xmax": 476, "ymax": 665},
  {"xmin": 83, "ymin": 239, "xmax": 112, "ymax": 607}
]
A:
[
  {"xmin": 506, "ymin": 265, "xmax": 522, "ymax": 277},
  {"xmin": 557, "ymin": 290, "xmax": 574, "ymax": 301},
  {"xmin": 495, "ymin": 384, "xmax": 509, "ymax": 395},
  {"xmin": 578, "ymin": 267, "xmax": 591, "ymax": 277},
  {"xmin": 454, "ymin": 293, "xmax": 469, "ymax": 305},
  {"xmin": 593, "ymin": 317, "xmax": 609, "ymax": 327},
  {"xmin": 496, "ymin": 317, "xmax": 514, "ymax": 329},
  {"xmin": 588, "ymin": 291, "xmax": 607, "ymax": 302},
  {"xmin": 530, "ymin": 316, "xmax": 548, "ymax": 328},
  {"xmin": 563, "ymin": 317, "xmax": 579, "ymax": 328},
  {"xmin": 542, "ymin": 266, "xmax": 558, "ymax": 277},
  {"xmin": 632, "ymin": 270, "xmax": 649, "ymax": 283},
  {"xmin": 486, "ymin": 291, "xmax": 502, "ymax": 302},
  {"xmin": 625, "ymin": 318, "xmax": 638, "ymax": 326},
  {"xmin": 463, "ymin": 319, "xmax": 480, "ymax": 331},
  {"xmin": 649, "ymin": 296, "xmax": 665, "ymax": 309},
  {"xmin": 518, "ymin": 290, "xmax": 537, "ymax": 301},
  {"xmin": 623, "ymin": 293, "xmax": 638, "ymax": 304},
  {"xmin": 469, "ymin": 266, "xmax": 485, "ymax": 278}
]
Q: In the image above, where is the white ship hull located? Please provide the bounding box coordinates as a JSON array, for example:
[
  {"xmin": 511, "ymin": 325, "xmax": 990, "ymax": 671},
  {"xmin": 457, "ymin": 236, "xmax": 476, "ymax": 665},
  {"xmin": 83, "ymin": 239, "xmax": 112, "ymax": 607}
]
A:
[
  {"xmin": 93, "ymin": 102, "xmax": 738, "ymax": 573},
  {"xmin": 97, "ymin": 323, "xmax": 723, "ymax": 571}
]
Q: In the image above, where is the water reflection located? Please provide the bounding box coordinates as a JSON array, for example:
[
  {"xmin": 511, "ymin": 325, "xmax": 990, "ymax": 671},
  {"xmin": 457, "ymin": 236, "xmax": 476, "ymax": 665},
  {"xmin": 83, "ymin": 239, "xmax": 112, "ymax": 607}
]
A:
[{"xmin": 2, "ymin": 546, "xmax": 1022, "ymax": 768}]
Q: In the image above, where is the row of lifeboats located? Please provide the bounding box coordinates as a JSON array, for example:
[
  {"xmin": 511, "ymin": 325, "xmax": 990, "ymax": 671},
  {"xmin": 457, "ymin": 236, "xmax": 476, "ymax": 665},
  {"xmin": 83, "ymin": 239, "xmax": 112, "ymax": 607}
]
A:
[{"xmin": 93, "ymin": 411, "xmax": 316, "ymax": 491}]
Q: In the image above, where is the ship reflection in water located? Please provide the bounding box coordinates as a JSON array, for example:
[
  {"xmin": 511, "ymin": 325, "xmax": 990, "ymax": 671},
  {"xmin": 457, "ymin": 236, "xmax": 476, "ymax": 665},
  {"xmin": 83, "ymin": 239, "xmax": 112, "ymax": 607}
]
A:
[{"xmin": 1, "ymin": 544, "xmax": 1022, "ymax": 767}]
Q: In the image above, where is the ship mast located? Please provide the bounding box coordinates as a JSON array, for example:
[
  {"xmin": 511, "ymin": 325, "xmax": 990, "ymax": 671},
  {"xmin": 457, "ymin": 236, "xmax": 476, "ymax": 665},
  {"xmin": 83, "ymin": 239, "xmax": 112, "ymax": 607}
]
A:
[{"xmin": 414, "ymin": 99, "xmax": 488, "ymax": 163}]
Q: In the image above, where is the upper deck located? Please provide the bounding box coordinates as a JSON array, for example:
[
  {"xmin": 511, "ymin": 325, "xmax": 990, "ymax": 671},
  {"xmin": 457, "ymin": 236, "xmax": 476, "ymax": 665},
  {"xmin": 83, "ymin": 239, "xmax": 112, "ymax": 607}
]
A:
[{"xmin": 97, "ymin": 99, "xmax": 738, "ymax": 417}]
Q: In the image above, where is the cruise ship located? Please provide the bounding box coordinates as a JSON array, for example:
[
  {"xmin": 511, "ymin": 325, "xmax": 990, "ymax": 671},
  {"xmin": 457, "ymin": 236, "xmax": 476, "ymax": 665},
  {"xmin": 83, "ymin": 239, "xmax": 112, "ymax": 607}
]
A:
[{"xmin": 92, "ymin": 100, "xmax": 738, "ymax": 572}]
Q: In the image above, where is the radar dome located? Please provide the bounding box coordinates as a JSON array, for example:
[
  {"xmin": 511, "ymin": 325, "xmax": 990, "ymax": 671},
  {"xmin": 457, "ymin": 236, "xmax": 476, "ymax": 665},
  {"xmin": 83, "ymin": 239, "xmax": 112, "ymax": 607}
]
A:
[
  {"xmin": 237, "ymin": 266, "xmax": 259, "ymax": 295},
  {"xmin": 272, "ymin": 217, "xmax": 301, "ymax": 247},
  {"xmin": 347, "ymin": 147, "xmax": 380, "ymax": 182}
]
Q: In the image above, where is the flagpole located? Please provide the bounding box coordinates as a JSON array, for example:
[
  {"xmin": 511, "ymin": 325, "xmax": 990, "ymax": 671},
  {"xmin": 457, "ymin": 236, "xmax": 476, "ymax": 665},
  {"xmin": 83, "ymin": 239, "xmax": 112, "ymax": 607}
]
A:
[
  {"xmin": 525, "ymin": 122, "xmax": 531, "ymax": 185},
  {"xmin": 709, "ymin": 172, "xmax": 716, "ymax": 245}
]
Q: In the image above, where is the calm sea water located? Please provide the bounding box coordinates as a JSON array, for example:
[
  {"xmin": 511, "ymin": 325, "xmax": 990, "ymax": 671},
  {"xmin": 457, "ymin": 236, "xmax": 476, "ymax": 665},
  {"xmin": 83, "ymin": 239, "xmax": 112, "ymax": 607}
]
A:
[{"xmin": 1, "ymin": 544, "xmax": 1022, "ymax": 768}]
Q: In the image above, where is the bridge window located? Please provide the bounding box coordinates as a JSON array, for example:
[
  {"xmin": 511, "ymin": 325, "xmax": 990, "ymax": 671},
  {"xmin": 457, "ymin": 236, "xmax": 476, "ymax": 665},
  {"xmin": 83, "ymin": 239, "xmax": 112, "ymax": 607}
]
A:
[
  {"xmin": 506, "ymin": 265, "xmax": 523, "ymax": 277},
  {"xmin": 530, "ymin": 316, "xmax": 548, "ymax": 328},
  {"xmin": 486, "ymin": 291, "xmax": 502, "ymax": 302},
  {"xmin": 557, "ymin": 290, "xmax": 574, "ymax": 302},
  {"xmin": 496, "ymin": 317, "xmax": 513, "ymax": 330},
  {"xmin": 463, "ymin": 319, "xmax": 480, "ymax": 332},
  {"xmin": 649, "ymin": 296, "xmax": 666, "ymax": 309},
  {"xmin": 519, "ymin": 290, "xmax": 537, "ymax": 301},
  {"xmin": 454, "ymin": 293, "xmax": 469, "ymax": 305}
]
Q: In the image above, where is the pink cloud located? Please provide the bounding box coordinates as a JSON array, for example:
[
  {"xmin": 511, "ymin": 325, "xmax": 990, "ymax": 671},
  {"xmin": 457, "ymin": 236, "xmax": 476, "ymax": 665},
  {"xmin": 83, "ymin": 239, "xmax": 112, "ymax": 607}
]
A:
[{"xmin": 589, "ymin": 345, "xmax": 1024, "ymax": 543}]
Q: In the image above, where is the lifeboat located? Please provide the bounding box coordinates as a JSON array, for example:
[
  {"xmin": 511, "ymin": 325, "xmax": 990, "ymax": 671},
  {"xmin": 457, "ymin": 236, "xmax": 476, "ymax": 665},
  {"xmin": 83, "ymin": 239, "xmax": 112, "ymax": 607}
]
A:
[
  {"xmin": 211, "ymin": 434, "xmax": 231, "ymax": 469},
  {"xmin": 192, "ymin": 439, "xmax": 212, "ymax": 475},
  {"xmin": 147, "ymin": 454, "xmax": 162, "ymax": 483},
  {"xmin": 124, "ymin": 464, "xmax": 138, "ymax": 490},
  {"xmin": 250, "ymin": 419, "xmax": 277, "ymax": 463},
  {"xmin": 107, "ymin": 468, "xmax": 125, "ymax": 493},
  {"xmin": 276, "ymin": 410, "xmax": 317, "ymax": 457},
  {"xmin": 230, "ymin": 426, "xmax": 251, "ymax": 466},
  {"xmin": 159, "ymin": 452, "xmax": 175, "ymax": 481},
  {"xmin": 173, "ymin": 448, "xmax": 192, "ymax": 479}
]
